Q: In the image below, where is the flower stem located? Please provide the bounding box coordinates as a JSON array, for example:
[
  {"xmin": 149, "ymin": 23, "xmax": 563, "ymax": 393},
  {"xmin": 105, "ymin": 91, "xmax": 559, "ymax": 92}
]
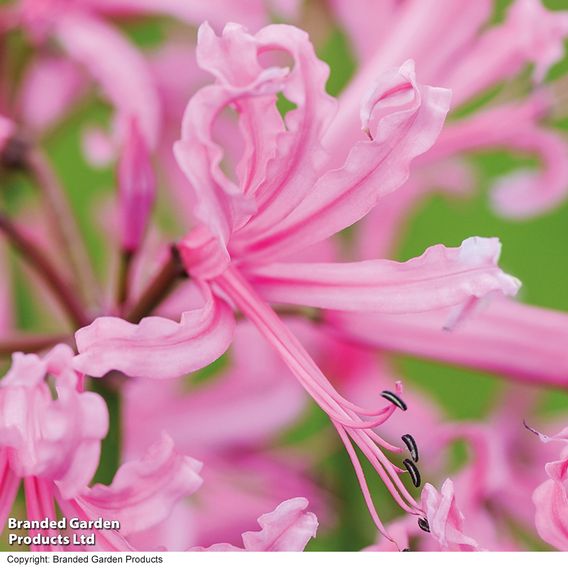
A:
[
  {"xmin": 27, "ymin": 149, "xmax": 99, "ymax": 307},
  {"xmin": 126, "ymin": 245, "xmax": 187, "ymax": 322},
  {"xmin": 0, "ymin": 333, "xmax": 70, "ymax": 357},
  {"xmin": 116, "ymin": 250, "xmax": 134, "ymax": 311},
  {"xmin": 0, "ymin": 212, "xmax": 90, "ymax": 328}
]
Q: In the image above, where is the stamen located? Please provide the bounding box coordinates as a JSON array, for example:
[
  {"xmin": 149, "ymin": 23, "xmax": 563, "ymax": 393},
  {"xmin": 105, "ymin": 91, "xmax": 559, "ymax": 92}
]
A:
[
  {"xmin": 418, "ymin": 518, "xmax": 430, "ymax": 533},
  {"xmin": 401, "ymin": 434, "xmax": 419, "ymax": 462},
  {"xmin": 403, "ymin": 459, "xmax": 421, "ymax": 488},
  {"xmin": 380, "ymin": 390, "xmax": 407, "ymax": 411},
  {"xmin": 523, "ymin": 419, "xmax": 540, "ymax": 437}
]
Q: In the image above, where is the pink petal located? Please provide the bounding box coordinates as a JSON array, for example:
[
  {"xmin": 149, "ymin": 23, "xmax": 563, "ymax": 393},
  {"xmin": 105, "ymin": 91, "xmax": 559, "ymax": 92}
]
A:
[
  {"xmin": 77, "ymin": 433, "xmax": 203, "ymax": 536},
  {"xmin": 18, "ymin": 56, "xmax": 86, "ymax": 134},
  {"xmin": 425, "ymin": 96, "xmax": 568, "ymax": 218},
  {"xmin": 328, "ymin": 298, "xmax": 568, "ymax": 388},
  {"xmin": 533, "ymin": 459, "xmax": 568, "ymax": 550},
  {"xmin": 324, "ymin": 0, "xmax": 492, "ymax": 166},
  {"xmin": 446, "ymin": 0, "xmax": 568, "ymax": 103},
  {"xmin": 422, "ymin": 479, "xmax": 480, "ymax": 551},
  {"xmin": 73, "ymin": 283, "xmax": 235, "ymax": 380},
  {"xmin": 0, "ymin": 450, "xmax": 20, "ymax": 533},
  {"xmin": 246, "ymin": 237, "xmax": 519, "ymax": 313},
  {"xmin": 123, "ymin": 321, "xmax": 306, "ymax": 456},
  {"xmin": 226, "ymin": 24, "xmax": 337, "ymax": 240},
  {"xmin": 118, "ymin": 117, "xmax": 156, "ymax": 252},
  {"xmin": 193, "ymin": 498, "xmax": 318, "ymax": 551},
  {"xmin": 0, "ymin": 346, "xmax": 108, "ymax": 496},
  {"xmin": 87, "ymin": 0, "xmax": 269, "ymax": 32},
  {"xmin": 54, "ymin": 12, "xmax": 161, "ymax": 156},
  {"xmin": 240, "ymin": 61, "xmax": 451, "ymax": 263},
  {"xmin": 173, "ymin": 59, "xmax": 287, "ymax": 250}
]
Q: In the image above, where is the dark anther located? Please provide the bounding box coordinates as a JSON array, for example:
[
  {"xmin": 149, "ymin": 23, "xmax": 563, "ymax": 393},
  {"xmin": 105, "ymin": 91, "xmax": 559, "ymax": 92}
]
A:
[
  {"xmin": 380, "ymin": 390, "xmax": 407, "ymax": 411},
  {"xmin": 0, "ymin": 135, "xmax": 30, "ymax": 171},
  {"xmin": 418, "ymin": 518, "xmax": 430, "ymax": 533},
  {"xmin": 401, "ymin": 548, "xmax": 410, "ymax": 552},
  {"xmin": 402, "ymin": 434, "xmax": 419, "ymax": 462},
  {"xmin": 403, "ymin": 458, "xmax": 421, "ymax": 488}
]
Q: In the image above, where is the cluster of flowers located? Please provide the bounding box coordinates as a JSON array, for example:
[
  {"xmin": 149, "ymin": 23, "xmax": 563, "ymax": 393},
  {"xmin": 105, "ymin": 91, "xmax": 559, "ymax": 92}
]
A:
[{"xmin": 1, "ymin": 0, "xmax": 568, "ymax": 552}]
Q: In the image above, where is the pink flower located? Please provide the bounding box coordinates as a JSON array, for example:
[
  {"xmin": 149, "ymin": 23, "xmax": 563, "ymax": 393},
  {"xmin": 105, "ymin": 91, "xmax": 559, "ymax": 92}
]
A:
[
  {"xmin": 190, "ymin": 498, "xmax": 318, "ymax": 552},
  {"xmin": 531, "ymin": 426, "xmax": 568, "ymax": 550},
  {"xmin": 121, "ymin": 321, "xmax": 326, "ymax": 549},
  {"xmin": 73, "ymin": 23, "xmax": 521, "ymax": 542},
  {"xmin": 0, "ymin": 345, "xmax": 203, "ymax": 551}
]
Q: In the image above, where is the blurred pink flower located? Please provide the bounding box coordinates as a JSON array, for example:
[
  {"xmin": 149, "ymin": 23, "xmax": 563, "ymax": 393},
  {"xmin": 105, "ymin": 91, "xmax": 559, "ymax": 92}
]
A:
[
  {"xmin": 121, "ymin": 321, "xmax": 327, "ymax": 550},
  {"xmin": 421, "ymin": 479, "xmax": 480, "ymax": 552},
  {"xmin": 329, "ymin": 0, "xmax": 568, "ymax": 217},
  {"xmin": 531, "ymin": 425, "xmax": 568, "ymax": 550},
  {"xmin": 0, "ymin": 344, "xmax": 202, "ymax": 551},
  {"xmin": 190, "ymin": 497, "xmax": 318, "ymax": 551}
]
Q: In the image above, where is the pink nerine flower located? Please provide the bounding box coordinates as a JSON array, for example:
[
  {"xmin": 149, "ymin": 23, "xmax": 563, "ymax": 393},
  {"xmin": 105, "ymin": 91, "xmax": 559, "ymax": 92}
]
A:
[
  {"xmin": 531, "ymin": 426, "xmax": 568, "ymax": 550},
  {"xmin": 74, "ymin": 23, "xmax": 521, "ymax": 542},
  {"xmin": 0, "ymin": 345, "xmax": 202, "ymax": 551}
]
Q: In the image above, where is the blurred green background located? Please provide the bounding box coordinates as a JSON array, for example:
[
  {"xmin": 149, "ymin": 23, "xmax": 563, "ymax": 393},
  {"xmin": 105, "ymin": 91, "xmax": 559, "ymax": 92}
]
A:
[{"xmin": 1, "ymin": 0, "xmax": 568, "ymax": 552}]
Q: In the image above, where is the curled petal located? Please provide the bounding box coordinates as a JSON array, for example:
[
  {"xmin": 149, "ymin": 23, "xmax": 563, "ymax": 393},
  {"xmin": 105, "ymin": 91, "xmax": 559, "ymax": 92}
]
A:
[
  {"xmin": 74, "ymin": 284, "xmax": 235, "ymax": 380},
  {"xmin": 427, "ymin": 96, "xmax": 568, "ymax": 218},
  {"xmin": 422, "ymin": 479, "xmax": 480, "ymax": 551},
  {"xmin": 246, "ymin": 237, "xmax": 519, "ymax": 313},
  {"xmin": 490, "ymin": 126, "xmax": 568, "ymax": 218},
  {"xmin": 192, "ymin": 498, "xmax": 318, "ymax": 551},
  {"xmin": 76, "ymin": 434, "xmax": 202, "ymax": 536},
  {"xmin": 241, "ymin": 61, "xmax": 451, "ymax": 262}
]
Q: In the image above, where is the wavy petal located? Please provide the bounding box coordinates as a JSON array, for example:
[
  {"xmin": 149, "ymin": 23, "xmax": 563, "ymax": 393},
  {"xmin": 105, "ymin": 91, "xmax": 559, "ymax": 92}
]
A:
[
  {"xmin": 239, "ymin": 61, "xmax": 451, "ymax": 263},
  {"xmin": 74, "ymin": 283, "xmax": 235, "ymax": 380},
  {"xmin": 76, "ymin": 433, "xmax": 203, "ymax": 536},
  {"xmin": 246, "ymin": 237, "xmax": 519, "ymax": 313},
  {"xmin": 193, "ymin": 498, "xmax": 317, "ymax": 551}
]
